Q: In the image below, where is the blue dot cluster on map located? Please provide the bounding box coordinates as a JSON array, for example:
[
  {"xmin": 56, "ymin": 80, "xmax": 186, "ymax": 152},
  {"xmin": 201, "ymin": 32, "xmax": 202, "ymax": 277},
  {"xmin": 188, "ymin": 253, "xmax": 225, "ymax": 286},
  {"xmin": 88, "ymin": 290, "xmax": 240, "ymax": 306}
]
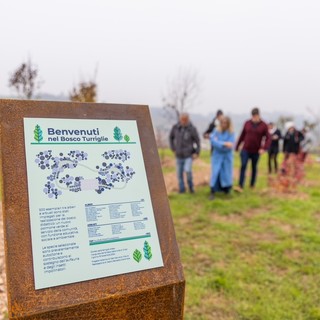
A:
[
  {"xmin": 102, "ymin": 149, "xmax": 131, "ymax": 162},
  {"xmin": 35, "ymin": 150, "xmax": 88, "ymax": 199},
  {"xmin": 35, "ymin": 149, "xmax": 135, "ymax": 199},
  {"xmin": 95, "ymin": 149, "xmax": 135, "ymax": 194}
]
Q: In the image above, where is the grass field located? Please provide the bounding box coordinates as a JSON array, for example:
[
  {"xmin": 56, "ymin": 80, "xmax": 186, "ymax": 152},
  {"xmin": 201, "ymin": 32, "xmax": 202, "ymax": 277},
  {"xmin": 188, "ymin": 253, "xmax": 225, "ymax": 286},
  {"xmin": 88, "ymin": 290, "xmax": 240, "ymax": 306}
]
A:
[
  {"xmin": 1, "ymin": 151, "xmax": 319, "ymax": 320},
  {"xmin": 166, "ymin": 150, "xmax": 320, "ymax": 320}
]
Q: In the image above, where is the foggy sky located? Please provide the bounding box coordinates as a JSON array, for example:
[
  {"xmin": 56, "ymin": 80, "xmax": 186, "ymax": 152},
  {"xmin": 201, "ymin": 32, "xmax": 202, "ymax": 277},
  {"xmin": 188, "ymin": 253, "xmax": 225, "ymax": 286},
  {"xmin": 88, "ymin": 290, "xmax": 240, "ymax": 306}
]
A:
[{"xmin": 1, "ymin": 0, "xmax": 320, "ymax": 115}]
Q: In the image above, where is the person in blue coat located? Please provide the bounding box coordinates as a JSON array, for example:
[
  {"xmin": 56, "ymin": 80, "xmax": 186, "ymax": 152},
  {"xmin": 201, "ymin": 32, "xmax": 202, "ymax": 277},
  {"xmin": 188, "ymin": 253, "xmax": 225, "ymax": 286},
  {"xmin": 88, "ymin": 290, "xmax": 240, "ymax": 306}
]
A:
[{"xmin": 209, "ymin": 116, "xmax": 235, "ymax": 200}]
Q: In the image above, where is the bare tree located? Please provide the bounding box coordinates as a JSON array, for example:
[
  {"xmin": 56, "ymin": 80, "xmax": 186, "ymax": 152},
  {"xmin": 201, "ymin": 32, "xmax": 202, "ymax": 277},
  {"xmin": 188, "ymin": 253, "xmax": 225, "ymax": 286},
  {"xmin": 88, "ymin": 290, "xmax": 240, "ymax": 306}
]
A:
[
  {"xmin": 69, "ymin": 80, "xmax": 97, "ymax": 103},
  {"xmin": 162, "ymin": 68, "xmax": 200, "ymax": 121},
  {"xmin": 277, "ymin": 115, "xmax": 294, "ymax": 133},
  {"xmin": 8, "ymin": 58, "xmax": 42, "ymax": 99},
  {"xmin": 154, "ymin": 126, "xmax": 169, "ymax": 165},
  {"xmin": 306, "ymin": 107, "xmax": 320, "ymax": 152},
  {"xmin": 155, "ymin": 126, "xmax": 168, "ymax": 149}
]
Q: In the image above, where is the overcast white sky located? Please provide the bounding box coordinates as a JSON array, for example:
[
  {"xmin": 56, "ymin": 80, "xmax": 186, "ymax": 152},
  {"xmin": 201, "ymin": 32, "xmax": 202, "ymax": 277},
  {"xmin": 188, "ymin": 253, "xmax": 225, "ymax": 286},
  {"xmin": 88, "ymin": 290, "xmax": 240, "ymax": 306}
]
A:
[{"xmin": 1, "ymin": 0, "xmax": 320, "ymax": 115}]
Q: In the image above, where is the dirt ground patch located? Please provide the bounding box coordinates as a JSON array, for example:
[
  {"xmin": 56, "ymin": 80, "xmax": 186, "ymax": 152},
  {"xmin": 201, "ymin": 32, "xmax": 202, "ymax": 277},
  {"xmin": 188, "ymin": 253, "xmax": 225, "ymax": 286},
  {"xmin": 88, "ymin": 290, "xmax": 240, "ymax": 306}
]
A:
[
  {"xmin": 163, "ymin": 158, "xmax": 211, "ymax": 193},
  {"xmin": 211, "ymin": 207, "xmax": 272, "ymax": 225},
  {"xmin": 178, "ymin": 216, "xmax": 193, "ymax": 226},
  {"xmin": 160, "ymin": 155, "xmax": 176, "ymax": 169},
  {"xmin": 186, "ymin": 293, "xmax": 237, "ymax": 320},
  {"xmin": 163, "ymin": 158, "xmax": 312, "ymax": 201},
  {"xmin": 285, "ymin": 249, "xmax": 301, "ymax": 260},
  {"xmin": 266, "ymin": 219, "xmax": 294, "ymax": 234},
  {"xmin": 248, "ymin": 231, "xmax": 279, "ymax": 243},
  {"xmin": 211, "ymin": 213, "xmax": 245, "ymax": 226},
  {"xmin": 259, "ymin": 188, "xmax": 310, "ymax": 201}
]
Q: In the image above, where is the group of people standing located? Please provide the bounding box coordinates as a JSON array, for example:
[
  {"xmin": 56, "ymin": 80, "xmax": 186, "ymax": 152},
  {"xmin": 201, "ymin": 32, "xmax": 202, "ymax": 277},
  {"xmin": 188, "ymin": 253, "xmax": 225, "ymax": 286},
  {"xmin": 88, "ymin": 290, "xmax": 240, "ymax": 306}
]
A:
[{"xmin": 169, "ymin": 107, "xmax": 311, "ymax": 198}]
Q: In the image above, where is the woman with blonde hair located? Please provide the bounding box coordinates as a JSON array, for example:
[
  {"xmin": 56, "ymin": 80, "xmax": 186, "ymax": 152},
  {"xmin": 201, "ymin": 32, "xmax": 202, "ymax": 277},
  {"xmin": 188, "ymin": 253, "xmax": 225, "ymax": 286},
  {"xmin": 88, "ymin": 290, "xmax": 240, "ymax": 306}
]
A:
[{"xmin": 209, "ymin": 116, "xmax": 235, "ymax": 200}]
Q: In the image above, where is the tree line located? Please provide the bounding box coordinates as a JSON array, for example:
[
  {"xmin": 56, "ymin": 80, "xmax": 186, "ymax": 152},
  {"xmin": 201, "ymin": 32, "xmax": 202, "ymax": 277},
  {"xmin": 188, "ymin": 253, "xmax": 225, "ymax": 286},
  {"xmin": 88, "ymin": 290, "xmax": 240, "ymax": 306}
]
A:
[
  {"xmin": 6, "ymin": 58, "xmax": 97, "ymax": 102},
  {"xmin": 3, "ymin": 58, "xmax": 319, "ymax": 151}
]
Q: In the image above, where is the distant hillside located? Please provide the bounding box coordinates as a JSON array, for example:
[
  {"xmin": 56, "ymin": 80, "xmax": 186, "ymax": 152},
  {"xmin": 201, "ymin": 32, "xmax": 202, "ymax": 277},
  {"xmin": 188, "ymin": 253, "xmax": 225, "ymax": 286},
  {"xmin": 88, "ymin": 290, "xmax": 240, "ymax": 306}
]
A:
[
  {"xmin": 149, "ymin": 106, "xmax": 319, "ymax": 151},
  {"xmin": 0, "ymin": 93, "xmax": 311, "ymax": 144},
  {"xmin": 39, "ymin": 93, "xmax": 69, "ymax": 101},
  {"xmin": 0, "ymin": 93, "xmax": 69, "ymax": 101},
  {"xmin": 149, "ymin": 106, "xmax": 309, "ymax": 138}
]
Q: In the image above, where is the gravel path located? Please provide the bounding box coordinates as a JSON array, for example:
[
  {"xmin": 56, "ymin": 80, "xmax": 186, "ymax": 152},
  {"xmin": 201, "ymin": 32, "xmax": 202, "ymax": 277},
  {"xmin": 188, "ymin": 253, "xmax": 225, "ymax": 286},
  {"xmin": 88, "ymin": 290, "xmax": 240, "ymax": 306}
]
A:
[{"xmin": 163, "ymin": 158, "xmax": 211, "ymax": 193}]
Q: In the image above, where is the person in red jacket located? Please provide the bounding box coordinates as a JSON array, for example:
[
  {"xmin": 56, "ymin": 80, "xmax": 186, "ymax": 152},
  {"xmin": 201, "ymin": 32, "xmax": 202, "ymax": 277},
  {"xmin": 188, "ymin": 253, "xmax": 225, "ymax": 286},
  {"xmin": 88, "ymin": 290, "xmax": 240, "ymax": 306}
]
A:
[{"xmin": 234, "ymin": 107, "xmax": 271, "ymax": 192}]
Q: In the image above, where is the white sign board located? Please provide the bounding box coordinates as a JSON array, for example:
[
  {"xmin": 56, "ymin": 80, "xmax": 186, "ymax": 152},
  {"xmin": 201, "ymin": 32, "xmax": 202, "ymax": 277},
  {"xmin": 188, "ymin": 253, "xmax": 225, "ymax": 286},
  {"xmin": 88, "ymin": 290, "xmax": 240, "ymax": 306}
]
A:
[{"xmin": 23, "ymin": 118, "xmax": 163, "ymax": 289}]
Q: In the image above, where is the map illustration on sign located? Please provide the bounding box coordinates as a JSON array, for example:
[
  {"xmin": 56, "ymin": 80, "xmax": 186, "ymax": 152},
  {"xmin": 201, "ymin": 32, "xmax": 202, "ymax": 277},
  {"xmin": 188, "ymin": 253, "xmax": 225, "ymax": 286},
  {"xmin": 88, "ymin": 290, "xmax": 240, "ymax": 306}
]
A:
[
  {"xmin": 34, "ymin": 149, "xmax": 135, "ymax": 198},
  {"xmin": 24, "ymin": 118, "xmax": 164, "ymax": 290}
]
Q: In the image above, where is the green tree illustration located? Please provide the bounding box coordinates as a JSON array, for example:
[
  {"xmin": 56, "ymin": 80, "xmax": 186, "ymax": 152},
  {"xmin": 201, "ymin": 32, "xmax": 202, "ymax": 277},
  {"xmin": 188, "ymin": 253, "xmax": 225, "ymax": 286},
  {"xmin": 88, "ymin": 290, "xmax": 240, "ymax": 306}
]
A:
[
  {"xmin": 143, "ymin": 241, "xmax": 153, "ymax": 261},
  {"xmin": 34, "ymin": 125, "xmax": 43, "ymax": 143},
  {"xmin": 124, "ymin": 134, "xmax": 130, "ymax": 143},
  {"xmin": 133, "ymin": 249, "xmax": 142, "ymax": 263},
  {"xmin": 113, "ymin": 126, "xmax": 123, "ymax": 142}
]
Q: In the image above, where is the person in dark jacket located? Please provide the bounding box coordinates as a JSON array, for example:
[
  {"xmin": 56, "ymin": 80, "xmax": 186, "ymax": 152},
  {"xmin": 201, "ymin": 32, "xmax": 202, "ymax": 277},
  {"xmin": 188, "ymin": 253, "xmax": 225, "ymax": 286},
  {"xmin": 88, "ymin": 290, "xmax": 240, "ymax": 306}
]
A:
[
  {"xmin": 268, "ymin": 122, "xmax": 282, "ymax": 174},
  {"xmin": 203, "ymin": 110, "xmax": 223, "ymax": 153},
  {"xmin": 234, "ymin": 107, "xmax": 271, "ymax": 192},
  {"xmin": 283, "ymin": 122, "xmax": 304, "ymax": 156},
  {"xmin": 203, "ymin": 110, "xmax": 224, "ymax": 139},
  {"xmin": 169, "ymin": 113, "xmax": 200, "ymax": 193},
  {"xmin": 279, "ymin": 122, "xmax": 305, "ymax": 185}
]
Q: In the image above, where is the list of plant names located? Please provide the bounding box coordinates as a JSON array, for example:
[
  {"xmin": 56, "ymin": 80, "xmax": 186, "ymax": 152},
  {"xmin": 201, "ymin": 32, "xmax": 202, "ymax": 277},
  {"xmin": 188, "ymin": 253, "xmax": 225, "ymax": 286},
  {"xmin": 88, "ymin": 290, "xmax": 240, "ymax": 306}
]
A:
[{"xmin": 24, "ymin": 118, "xmax": 163, "ymax": 289}]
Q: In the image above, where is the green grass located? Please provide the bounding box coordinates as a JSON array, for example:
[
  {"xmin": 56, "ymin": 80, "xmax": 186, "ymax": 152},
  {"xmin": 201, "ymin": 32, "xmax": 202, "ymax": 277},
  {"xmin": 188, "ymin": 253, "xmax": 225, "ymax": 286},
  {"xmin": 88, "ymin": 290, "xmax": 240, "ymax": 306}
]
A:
[{"xmin": 168, "ymin": 151, "xmax": 320, "ymax": 320}]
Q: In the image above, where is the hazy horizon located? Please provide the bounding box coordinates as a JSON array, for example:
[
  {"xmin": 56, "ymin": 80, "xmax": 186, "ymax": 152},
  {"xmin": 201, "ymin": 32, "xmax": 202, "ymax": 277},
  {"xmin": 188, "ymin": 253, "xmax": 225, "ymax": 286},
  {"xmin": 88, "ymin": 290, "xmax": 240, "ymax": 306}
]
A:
[
  {"xmin": 1, "ymin": 1, "xmax": 320, "ymax": 116},
  {"xmin": 0, "ymin": 92, "xmax": 312, "ymax": 118}
]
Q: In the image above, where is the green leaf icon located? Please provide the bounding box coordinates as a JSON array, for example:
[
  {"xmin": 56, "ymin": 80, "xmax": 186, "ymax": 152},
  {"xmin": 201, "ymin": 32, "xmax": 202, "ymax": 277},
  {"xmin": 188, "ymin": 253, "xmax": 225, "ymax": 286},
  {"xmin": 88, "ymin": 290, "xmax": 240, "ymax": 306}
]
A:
[
  {"xmin": 133, "ymin": 249, "xmax": 142, "ymax": 263},
  {"xmin": 124, "ymin": 134, "xmax": 130, "ymax": 143},
  {"xmin": 113, "ymin": 126, "xmax": 123, "ymax": 142},
  {"xmin": 34, "ymin": 125, "xmax": 43, "ymax": 143},
  {"xmin": 143, "ymin": 241, "xmax": 153, "ymax": 261}
]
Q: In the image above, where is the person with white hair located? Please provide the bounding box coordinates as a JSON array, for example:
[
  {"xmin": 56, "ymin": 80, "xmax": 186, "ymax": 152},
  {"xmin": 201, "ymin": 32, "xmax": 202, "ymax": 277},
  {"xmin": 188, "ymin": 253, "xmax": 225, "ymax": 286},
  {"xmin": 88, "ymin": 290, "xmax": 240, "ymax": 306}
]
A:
[
  {"xmin": 279, "ymin": 121, "xmax": 305, "ymax": 187},
  {"xmin": 283, "ymin": 122, "xmax": 304, "ymax": 157}
]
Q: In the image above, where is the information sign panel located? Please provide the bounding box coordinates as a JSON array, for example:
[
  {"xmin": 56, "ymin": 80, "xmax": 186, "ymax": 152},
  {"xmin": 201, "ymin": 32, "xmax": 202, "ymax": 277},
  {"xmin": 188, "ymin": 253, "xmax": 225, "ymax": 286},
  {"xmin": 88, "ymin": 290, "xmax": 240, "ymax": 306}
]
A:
[{"xmin": 23, "ymin": 118, "xmax": 163, "ymax": 289}]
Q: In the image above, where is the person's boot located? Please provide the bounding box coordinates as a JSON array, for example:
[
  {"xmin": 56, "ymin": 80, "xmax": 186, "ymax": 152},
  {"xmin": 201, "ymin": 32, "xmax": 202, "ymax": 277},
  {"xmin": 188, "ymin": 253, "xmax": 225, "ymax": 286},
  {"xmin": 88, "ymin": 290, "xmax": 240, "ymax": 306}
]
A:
[{"xmin": 234, "ymin": 186, "xmax": 244, "ymax": 193}]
